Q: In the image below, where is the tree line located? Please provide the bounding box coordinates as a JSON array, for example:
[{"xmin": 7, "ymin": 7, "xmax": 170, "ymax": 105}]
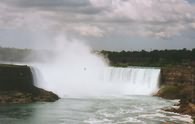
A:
[
  {"xmin": 0, "ymin": 46, "xmax": 194, "ymax": 67},
  {"xmin": 101, "ymin": 48, "xmax": 195, "ymax": 67}
]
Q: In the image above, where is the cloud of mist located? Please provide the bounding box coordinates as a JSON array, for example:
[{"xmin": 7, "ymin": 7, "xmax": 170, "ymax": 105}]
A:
[{"xmin": 31, "ymin": 34, "xmax": 110, "ymax": 97}]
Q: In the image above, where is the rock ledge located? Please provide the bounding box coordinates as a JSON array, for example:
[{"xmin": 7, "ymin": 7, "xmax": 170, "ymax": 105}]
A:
[{"xmin": 0, "ymin": 87, "xmax": 59, "ymax": 104}]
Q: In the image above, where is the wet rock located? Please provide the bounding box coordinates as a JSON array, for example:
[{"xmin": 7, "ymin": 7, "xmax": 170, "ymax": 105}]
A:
[
  {"xmin": 0, "ymin": 88, "xmax": 59, "ymax": 104},
  {"xmin": 165, "ymin": 102, "xmax": 195, "ymax": 117}
]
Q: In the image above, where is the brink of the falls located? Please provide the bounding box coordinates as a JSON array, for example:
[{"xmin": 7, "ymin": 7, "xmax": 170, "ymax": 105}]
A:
[
  {"xmin": 102, "ymin": 67, "xmax": 160, "ymax": 96},
  {"xmin": 32, "ymin": 66, "xmax": 160, "ymax": 98}
]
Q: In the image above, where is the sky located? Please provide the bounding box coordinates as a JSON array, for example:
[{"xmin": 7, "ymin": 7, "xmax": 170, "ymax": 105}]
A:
[{"xmin": 0, "ymin": 0, "xmax": 195, "ymax": 51}]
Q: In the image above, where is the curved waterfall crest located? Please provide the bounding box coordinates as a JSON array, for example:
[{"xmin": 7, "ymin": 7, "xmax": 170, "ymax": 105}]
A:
[
  {"xmin": 101, "ymin": 67, "xmax": 160, "ymax": 95},
  {"xmin": 32, "ymin": 65, "xmax": 161, "ymax": 97}
]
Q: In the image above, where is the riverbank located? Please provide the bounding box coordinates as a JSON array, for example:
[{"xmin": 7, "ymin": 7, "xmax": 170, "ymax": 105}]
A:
[
  {"xmin": 155, "ymin": 65, "xmax": 195, "ymax": 121},
  {"xmin": 0, "ymin": 64, "xmax": 59, "ymax": 104},
  {"xmin": 0, "ymin": 88, "xmax": 59, "ymax": 104}
]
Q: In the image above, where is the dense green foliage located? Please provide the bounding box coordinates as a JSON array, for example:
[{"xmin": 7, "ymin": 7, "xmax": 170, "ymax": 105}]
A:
[{"xmin": 101, "ymin": 48, "xmax": 195, "ymax": 67}]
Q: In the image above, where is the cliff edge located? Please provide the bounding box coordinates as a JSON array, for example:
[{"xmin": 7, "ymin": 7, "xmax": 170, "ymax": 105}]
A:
[
  {"xmin": 155, "ymin": 66, "xmax": 195, "ymax": 117},
  {"xmin": 0, "ymin": 64, "xmax": 59, "ymax": 104}
]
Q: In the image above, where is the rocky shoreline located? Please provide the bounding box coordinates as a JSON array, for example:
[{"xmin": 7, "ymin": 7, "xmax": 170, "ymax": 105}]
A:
[
  {"xmin": 0, "ymin": 87, "xmax": 59, "ymax": 104},
  {"xmin": 156, "ymin": 66, "xmax": 195, "ymax": 121},
  {"xmin": 156, "ymin": 89, "xmax": 195, "ymax": 122}
]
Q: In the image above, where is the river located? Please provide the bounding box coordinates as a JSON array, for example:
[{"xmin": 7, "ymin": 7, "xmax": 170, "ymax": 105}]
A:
[{"xmin": 0, "ymin": 96, "xmax": 192, "ymax": 124}]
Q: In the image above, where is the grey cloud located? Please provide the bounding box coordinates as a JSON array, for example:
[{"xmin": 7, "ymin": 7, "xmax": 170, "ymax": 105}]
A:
[
  {"xmin": 2, "ymin": 0, "xmax": 90, "ymax": 8},
  {"xmin": 0, "ymin": 0, "xmax": 195, "ymax": 50},
  {"xmin": 1, "ymin": 0, "xmax": 98, "ymax": 15},
  {"xmin": 188, "ymin": 0, "xmax": 195, "ymax": 3},
  {"xmin": 1, "ymin": 0, "xmax": 103, "ymax": 16}
]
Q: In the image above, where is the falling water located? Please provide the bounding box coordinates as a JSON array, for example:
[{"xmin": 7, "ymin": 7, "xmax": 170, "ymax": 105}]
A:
[
  {"xmin": 30, "ymin": 35, "xmax": 161, "ymax": 97},
  {"xmin": 102, "ymin": 67, "xmax": 160, "ymax": 95},
  {"xmin": 32, "ymin": 65, "xmax": 160, "ymax": 97}
]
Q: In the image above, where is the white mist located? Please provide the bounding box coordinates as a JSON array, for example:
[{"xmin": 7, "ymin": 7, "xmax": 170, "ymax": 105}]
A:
[
  {"xmin": 32, "ymin": 35, "xmax": 160, "ymax": 98},
  {"xmin": 33, "ymin": 35, "xmax": 108, "ymax": 97}
]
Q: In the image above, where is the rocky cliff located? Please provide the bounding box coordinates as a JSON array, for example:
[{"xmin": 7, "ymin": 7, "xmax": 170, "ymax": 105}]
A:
[
  {"xmin": 156, "ymin": 66, "xmax": 195, "ymax": 117},
  {"xmin": 157, "ymin": 66, "xmax": 195, "ymax": 100},
  {"xmin": 0, "ymin": 64, "xmax": 59, "ymax": 104},
  {"xmin": 160, "ymin": 66, "xmax": 194, "ymax": 86}
]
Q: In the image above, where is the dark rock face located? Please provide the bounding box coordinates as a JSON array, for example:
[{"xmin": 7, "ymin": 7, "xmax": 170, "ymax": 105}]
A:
[
  {"xmin": 0, "ymin": 64, "xmax": 59, "ymax": 104},
  {"xmin": 156, "ymin": 66, "xmax": 195, "ymax": 117},
  {"xmin": 160, "ymin": 66, "xmax": 194, "ymax": 85},
  {"xmin": 0, "ymin": 64, "xmax": 35, "ymax": 92},
  {"xmin": 157, "ymin": 66, "xmax": 195, "ymax": 102}
]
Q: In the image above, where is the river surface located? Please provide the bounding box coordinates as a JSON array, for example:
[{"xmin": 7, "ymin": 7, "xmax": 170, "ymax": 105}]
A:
[{"xmin": 0, "ymin": 96, "xmax": 192, "ymax": 124}]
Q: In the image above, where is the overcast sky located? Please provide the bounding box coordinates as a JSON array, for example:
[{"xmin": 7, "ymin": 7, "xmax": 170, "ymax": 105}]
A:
[{"xmin": 0, "ymin": 0, "xmax": 195, "ymax": 51}]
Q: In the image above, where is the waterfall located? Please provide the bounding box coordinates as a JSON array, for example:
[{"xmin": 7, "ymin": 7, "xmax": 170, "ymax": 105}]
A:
[
  {"xmin": 28, "ymin": 36, "xmax": 161, "ymax": 97},
  {"xmin": 32, "ymin": 65, "xmax": 160, "ymax": 97},
  {"xmin": 101, "ymin": 67, "xmax": 161, "ymax": 95}
]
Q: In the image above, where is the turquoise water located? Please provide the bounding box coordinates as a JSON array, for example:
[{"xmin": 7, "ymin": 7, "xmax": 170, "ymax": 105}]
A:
[{"xmin": 0, "ymin": 96, "xmax": 192, "ymax": 124}]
